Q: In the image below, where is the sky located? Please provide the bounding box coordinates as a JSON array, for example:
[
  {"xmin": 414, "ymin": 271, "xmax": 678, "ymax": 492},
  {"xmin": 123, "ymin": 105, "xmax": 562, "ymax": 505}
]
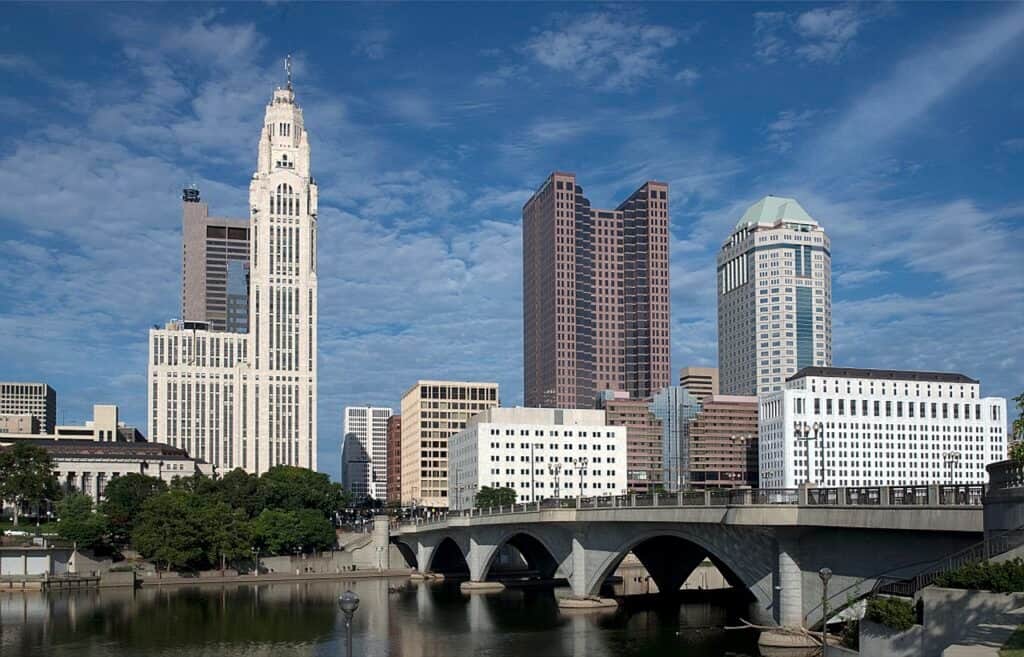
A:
[{"xmin": 1, "ymin": 2, "xmax": 1022, "ymax": 482}]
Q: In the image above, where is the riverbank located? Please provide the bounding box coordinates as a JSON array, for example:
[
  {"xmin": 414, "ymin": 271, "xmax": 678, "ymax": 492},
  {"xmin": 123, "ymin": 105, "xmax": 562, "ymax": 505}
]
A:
[{"xmin": 137, "ymin": 568, "xmax": 413, "ymax": 587}]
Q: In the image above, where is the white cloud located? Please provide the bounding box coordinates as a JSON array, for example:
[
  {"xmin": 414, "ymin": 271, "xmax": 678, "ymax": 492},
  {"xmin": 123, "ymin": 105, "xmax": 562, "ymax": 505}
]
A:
[
  {"xmin": 524, "ymin": 11, "xmax": 685, "ymax": 91},
  {"xmin": 803, "ymin": 4, "xmax": 1024, "ymax": 177},
  {"xmin": 1002, "ymin": 138, "xmax": 1024, "ymax": 153},
  {"xmin": 352, "ymin": 28, "xmax": 392, "ymax": 60},
  {"xmin": 674, "ymin": 67, "xmax": 700, "ymax": 85},
  {"xmin": 765, "ymin": 109, "xmax": 819, "ymax": 153},
  {"xmin": 754, "ymin": 5, "xmax": 873, "ymax": 64},
  {"xmin": 834, "ymin": 268, "xmax": 887, "ymax": 287}
]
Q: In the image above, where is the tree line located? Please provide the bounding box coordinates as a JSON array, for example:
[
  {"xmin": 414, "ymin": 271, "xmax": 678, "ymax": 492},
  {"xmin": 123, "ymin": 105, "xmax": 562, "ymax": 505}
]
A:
[{"xmin": 0, "ymin": 444, "xmax": 352, "ymax": 572}]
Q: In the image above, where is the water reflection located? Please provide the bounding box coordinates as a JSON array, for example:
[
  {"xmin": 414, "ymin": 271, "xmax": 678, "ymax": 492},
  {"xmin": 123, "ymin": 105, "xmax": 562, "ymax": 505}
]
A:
[{"xmin": 1, "ymin": 579, "xmax": 759, "ymax": 657}]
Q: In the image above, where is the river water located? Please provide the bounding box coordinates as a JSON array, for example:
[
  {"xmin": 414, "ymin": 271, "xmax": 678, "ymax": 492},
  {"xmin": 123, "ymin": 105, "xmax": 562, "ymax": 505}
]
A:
[{"xmin": 1, "ymin": 578, "xmax": 762, "ymax": 657}]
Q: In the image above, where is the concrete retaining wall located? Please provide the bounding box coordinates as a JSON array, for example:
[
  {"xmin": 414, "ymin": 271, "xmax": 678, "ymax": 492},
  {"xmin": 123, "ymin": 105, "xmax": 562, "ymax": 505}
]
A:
[
  {"xmin": 860, "ymin": 619, "xmax": 924, "ymax": 657},
  {"xmin": 922, "ymin": 587, "xmax": 1024, "ymax": 657}
]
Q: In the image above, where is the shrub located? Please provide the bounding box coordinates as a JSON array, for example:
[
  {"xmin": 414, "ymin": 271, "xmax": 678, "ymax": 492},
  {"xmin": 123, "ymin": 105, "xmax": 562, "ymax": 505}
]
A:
[
  {"xmin": 866, "ymin": 596, "xmax": 916, "ymax": 632},
  {"xmin": 933, "ymin": 559, "xmax": 1024, "ymax": 593},
  {"xmin": 1009, "ymin": 441, "xmax": 1024, "ymax": 465}
]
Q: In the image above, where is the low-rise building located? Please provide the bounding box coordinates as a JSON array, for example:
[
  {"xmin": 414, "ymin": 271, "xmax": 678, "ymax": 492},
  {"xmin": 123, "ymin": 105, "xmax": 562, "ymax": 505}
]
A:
[
  {"xmin": 759, "ymin": 367, "xmax": 1007, "ymax": 488},
  {"xmin": 688, "ymin": 395, "xmax": 758, "ymax": 488},
  {"xmin": 448, "ymin": 407, "xmax": 628, "ymax": 510},
  {"xmin": 1, "ymin": 405, "xmax": 144, "ymax": 444},
  {"xmin": 599, "ymin": 391, "xmax": 663, "ymax": 493}
]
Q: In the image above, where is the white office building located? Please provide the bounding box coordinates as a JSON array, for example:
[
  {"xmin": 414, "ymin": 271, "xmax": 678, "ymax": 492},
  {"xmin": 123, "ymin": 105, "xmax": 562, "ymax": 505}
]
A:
[
  {"xmin": 342, "ymin": 406, "xmax": 391, "ymax": 500},
  {"xmin": 448, "ymin": 407, "xmax": 628, "ymax": 510},
  {"xmin": 148, "ymin": 66, "xmax": 318, "ymax": 474},
  {"xmin": 759, "ymin": 367, "xmax": 1007, "ymax": 489},
  {"xmin": 717, "ymin": 196, "xmax": 832, "ymax": 396}
]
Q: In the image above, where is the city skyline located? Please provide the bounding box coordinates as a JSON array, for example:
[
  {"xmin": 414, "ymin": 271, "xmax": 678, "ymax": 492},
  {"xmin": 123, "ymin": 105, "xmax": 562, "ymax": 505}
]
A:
[{"xmin": 1, "ymin": 4, "xmax": 1022, "ymax": 481}]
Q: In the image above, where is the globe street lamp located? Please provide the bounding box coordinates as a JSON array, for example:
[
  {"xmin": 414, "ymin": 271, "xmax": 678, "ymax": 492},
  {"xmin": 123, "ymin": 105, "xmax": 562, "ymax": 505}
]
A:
[
  {"xmin": 338, "ymin": 590, "xmax": 360, "ymax": 657},
  {"xmin": 548, "ymin": 462, "xmax": 563, "ymax": 502},
  {"xmin": 572, "ymin": 457, "xmax": 589, "ymax": 499},
  {"xmin": 819, "ymin": 567, "xmax": 833, "ymax": 657}
]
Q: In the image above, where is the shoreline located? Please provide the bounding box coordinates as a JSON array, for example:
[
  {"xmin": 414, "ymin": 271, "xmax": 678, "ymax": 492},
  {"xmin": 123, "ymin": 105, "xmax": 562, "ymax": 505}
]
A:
[{"xmin": 136, "ymin": 568, "xmax": 414, "ymax": 588}]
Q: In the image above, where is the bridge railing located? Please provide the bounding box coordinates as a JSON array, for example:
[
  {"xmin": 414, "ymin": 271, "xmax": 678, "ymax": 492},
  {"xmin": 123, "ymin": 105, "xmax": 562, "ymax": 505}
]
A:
[{"xmin": 400, "ymin": 483, "xmax": 986, "ymax": 528}]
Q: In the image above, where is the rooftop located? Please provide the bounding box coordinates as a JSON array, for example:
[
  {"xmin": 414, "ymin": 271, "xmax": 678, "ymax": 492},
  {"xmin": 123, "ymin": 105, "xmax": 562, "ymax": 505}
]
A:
[
  {"xmin": 0, "ymin": 439, "xmax": 199, "ymax": 460},
  {"xmin": 736, "ymin": 195, "xmax": 817, "ymax": 230},
  {"xmin": 788, "ymin": 367, "xmax": 978, "ymax": 384}
]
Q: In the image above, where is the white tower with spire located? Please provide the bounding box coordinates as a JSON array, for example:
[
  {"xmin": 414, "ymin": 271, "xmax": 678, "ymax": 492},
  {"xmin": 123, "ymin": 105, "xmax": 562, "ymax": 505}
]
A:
[
  {"xmin": 247, "ymin": 58, "xmax": 318, "ymax": 472},
  {"xmin": 147, "ymin": 58, "xmax": 318, "ymax": 474}
]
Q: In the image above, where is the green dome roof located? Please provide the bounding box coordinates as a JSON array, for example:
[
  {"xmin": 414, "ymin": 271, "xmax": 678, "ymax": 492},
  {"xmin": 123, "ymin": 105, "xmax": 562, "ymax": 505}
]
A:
[{"xmin": 736, "ymin": 195, "xmax": 817, "ymax": 230}]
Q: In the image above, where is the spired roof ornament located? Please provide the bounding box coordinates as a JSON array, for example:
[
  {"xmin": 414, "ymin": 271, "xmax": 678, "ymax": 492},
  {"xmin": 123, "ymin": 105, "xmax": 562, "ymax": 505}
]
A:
[
  {"xmin": 736, "ymin": 195, "xmax": 817, "ymax": 230},
  {"xmin": 285, "ymin": 53, "xmax": 292, "ymax": 91}
]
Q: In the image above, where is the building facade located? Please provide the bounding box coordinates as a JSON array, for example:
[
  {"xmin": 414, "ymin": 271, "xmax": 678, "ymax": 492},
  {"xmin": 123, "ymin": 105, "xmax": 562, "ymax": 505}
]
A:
[
  {"xmin": 759, "ymin": 367, "xmax": 1007, "ymax": 489},
  {"xmin": 523, "ymin": 172, "xmax": 671, "ymax": 409},
  {"xmin": 1, "ymin": 405, "xmax": 144, "ymax": 445},
  {"xmin": 181, "ymin": 187, "xmax": 250, "ymax": 333},
  {"xmin": 650, "ymin": 386, "xmax": 702, "ymax": 490},
  {"xmin": 386, "ymin": 414, "xmax": 402, "ymax": 504},
  {"xmin": 0, "ymin": 383, "xmax": 56, "ymax": 434},
  {"xmin": 148, "ymin": 72, "xmax": 318, "ymax": 475},
  {"xmin": 448, "ymin": 407, "xmax": 627, "ymax": 510},
  {"xmin": 399, "ymin": 380, "xmax": 499, "ymax": 508},
  {"xmin": 599, "ymin": 392, "xmax": 663, "ymax": 493},
  {"xmin": 679, "ymin": 367, "xmax": 719, "ymax": 403},
  {"xmin": 342, "ymin": 406, "xmax": 391, "ymax": 500},
  {"xmin": 687, "ymin": 395, "xmax": 758, "ymax": 488},
  {"xmin": 717, "ymin": 196, "xmax": 831, "ymax": 396}
]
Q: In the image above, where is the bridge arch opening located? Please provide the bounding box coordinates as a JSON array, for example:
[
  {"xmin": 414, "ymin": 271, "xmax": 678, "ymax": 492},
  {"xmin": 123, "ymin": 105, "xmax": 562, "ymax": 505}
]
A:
[
  {"xmin": 592, "ymin": 533, "xmax": 755, "ymax": 605},
  {"xmin": 484, "ymin": 532, "xmax": 560, "ymax": 582},
  {"xmin": 392, "ymin": 539, "xmax": 418, "ymax": 569},
  {"xmin": 427, "ymin": 537, "xmax": 469, "ymax": 576}
]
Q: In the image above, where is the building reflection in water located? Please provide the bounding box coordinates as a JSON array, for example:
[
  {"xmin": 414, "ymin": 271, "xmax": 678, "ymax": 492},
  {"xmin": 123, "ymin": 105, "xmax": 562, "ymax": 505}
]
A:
[{"xmin": 2, "ymin": 577, "xmax": 756, "ymax": 657}]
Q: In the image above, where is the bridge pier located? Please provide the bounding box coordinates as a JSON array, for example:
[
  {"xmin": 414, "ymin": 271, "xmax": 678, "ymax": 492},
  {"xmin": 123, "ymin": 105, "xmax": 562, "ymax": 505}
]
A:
[{"xmin": 776, "ymin": 531, "xmax": 803, "ymax": 628}]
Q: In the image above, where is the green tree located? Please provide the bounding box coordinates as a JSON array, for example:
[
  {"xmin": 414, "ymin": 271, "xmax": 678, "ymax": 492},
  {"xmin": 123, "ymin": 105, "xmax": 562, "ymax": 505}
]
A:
[
  {"xmin": 132, "ymin": 491, "xmax": 205, "ymax": 572},
  {"xmin": 252, "ymin": 509, "xmax": 301, "ymax": 555},
  {"xmin": 257, "ymin": 466, "xmax": 347, "ymax": 517},
  {"xmin": 215, "ymin": 468, "xmax": 261, "ymax": 518},
  {"xmin": 293, "ymin": 508, "xmax": 336, "ymax": 552},
  {"xmin": 474, "ymin": 486, "xmax": 516, "ymax": 509},
  {"xmin": 56, "ymin": 492, "xmax": 108, "ymax": 550},
  {"xmin": 1013, "ymin": 392, "xmax": 1024, "ymax": 443},
  {"xmin": 169, "ymin": 473, "xmax": 219, "ymax": 495},
  {"xmin": 100, "ymin": 473, "xmax": 167, "ymax": 547},
  {"xmin": 0, "ymin": 444, "xmax": 60, "ymax": 525},
  {"xmin": 199, "ymin": 500, "xmax": 252, "ymax": 571}
]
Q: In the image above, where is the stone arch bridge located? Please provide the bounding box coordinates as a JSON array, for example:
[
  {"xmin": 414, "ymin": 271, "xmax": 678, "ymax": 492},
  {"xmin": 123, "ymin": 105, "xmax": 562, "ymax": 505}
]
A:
[{"xmin": 390, "ymin": 486, "xmax": 985, "ymax": 628}]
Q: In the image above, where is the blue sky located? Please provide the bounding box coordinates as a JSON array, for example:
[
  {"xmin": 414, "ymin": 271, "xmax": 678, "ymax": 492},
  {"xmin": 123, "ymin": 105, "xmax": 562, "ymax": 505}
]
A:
[{"xmin": 1, "ymin": 3, "xmax": 1022, "ymax": 481}]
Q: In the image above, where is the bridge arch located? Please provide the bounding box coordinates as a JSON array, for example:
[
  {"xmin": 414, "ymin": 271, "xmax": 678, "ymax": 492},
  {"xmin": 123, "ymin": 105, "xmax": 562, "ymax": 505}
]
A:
[
  {"xmin": 391, "ymin": 538, "xmax": 418, "ymax": 569},
  {"xmin": 426, "ymin": 536, "xmax": 470, "ymax": 576},
  {"xmin": 479, "ymin": 530, "xmax": 564, "ymax": 582},
  {"xmin": 583, "ymin": 527, "xmax": 773, "ymax": 616}
]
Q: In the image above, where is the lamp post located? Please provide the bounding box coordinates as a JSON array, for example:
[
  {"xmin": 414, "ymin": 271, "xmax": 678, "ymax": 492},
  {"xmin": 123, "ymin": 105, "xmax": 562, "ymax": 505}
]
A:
[
  {"xmin": 730, "ymin": 435, "xmax": 751, "ymax": 486},
  {"xmin": 819, "ymin": 567, "xmax": 833, "ymax": 656},
  {"xmin": 338, "ymin": 590, "xmax": 360, "ymax": 657},
  {"xmin": 572, "ymin": 457, "xmax": 589, "ymax": 499},
  {"xmin": 530, "ymin": 440, "xmax": 536, "ymax": 504},
  {"xmin": 794, "ymin": 421, "xmax": 824, "ymax": 485},
  {"xmin": 548, "ymin": 462, "xmax": 563, "ymax": 501},
  {"xmin": 250, "ymin": 546, "xmax": 260, "ymax": 577},
  {"xmin": 943, "ymin": 451, "xmax": 961, "ymax": 485}
]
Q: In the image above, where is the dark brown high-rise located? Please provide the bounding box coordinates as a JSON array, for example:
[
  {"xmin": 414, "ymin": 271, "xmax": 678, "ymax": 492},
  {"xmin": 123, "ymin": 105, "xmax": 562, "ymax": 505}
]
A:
[
  {"xmin": 386, "ymin": 414, "xmax": 402, "ymax": 504},
  {"xmin": 523, "ymin": 172, "xmax": 670, "ymax": 409}
]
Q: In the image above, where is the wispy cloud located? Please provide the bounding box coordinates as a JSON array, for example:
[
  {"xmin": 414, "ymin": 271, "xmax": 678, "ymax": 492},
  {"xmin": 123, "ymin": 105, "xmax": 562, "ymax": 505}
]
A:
[
  {"xmin": 352, "ymin": 28, "xmax": 392, "ymax": 60},
  {"xmin": 524, "ymin": 11, "xmax": 688, "ymax": 91},
  {"xmin": 803, "ymin": 4, "xmax": 1024, "ymax": 176},
  {"xmin": 674, "ymin": 67, "xmax": 700, "ymax": 85},
  {"xmin": 765, "ymin": 109, "xmax": 819, "ymax": 153},
  {"xmin": 754, "ymin": 4, "xmax": 875, "ymax": 64}
]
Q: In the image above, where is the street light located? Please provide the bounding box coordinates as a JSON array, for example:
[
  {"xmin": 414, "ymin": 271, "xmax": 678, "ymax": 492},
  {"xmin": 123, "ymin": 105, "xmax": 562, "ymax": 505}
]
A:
[
  {"xmin": 548, "ymin": 462, "xmax": 563, "ymax": 502},
  {"xmin": 572, "ymin": 457, "xmax": 589, "ymax": 499},
  {"xmin": 819, "ymin": 567, "xmax": 833, "ymax": 657},
  {"xmin": 250, "ymin": 546, "xmax": 260, "ymax": 577},
  {"xmin": 794, "ymin": 421, "xmax": 824, "ymax": 485},
  {"xmin": 338, "ymin": 590, "xmax": 360, "ymax": 657},
  {"xmin": 943, "ymin": 451, "xmax": 962, "ymax": 485}
]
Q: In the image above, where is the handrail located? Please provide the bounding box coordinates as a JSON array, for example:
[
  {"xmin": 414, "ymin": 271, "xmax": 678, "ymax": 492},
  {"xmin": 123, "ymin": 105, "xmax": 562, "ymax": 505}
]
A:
[
  {"xmin": 802, "ymin": 520, "xmax": 1024, "ymax": 625},
  {"xmin": 398, "ymin": 483, "xmax": 986, "ymax": 530}
]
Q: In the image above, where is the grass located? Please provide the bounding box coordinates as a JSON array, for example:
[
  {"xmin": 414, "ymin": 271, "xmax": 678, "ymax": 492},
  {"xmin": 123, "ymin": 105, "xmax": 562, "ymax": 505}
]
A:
[{"xmin": 1001, "ymin": 625, "xmax": 1024, "ymax": 657}]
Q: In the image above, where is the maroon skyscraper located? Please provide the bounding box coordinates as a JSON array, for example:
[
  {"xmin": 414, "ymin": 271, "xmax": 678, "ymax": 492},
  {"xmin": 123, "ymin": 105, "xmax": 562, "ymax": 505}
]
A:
[{"xmin": 523, "ymin": 172, "xmax": 671, "ymax": 409}]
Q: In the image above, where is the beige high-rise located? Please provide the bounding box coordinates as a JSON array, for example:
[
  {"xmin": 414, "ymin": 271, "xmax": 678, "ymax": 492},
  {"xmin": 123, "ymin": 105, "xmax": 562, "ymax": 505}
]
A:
[
  {"xmin": 181, "ymin": 188, "xmax": 250, "ymax": 333},
  {"xmin": 678, "ymin": 367, "xmax": 719, "ymax": 403},
  {"xmin": 399, "ymin": 380, "xmax": 498, "ymax": 508},
  {"xmin": 717, "ymin": 196, "xmax": 831, "ymax": 395},
  {"xmin": 523, "ymin": 172, "xmax": 671, "ymax": 409}
]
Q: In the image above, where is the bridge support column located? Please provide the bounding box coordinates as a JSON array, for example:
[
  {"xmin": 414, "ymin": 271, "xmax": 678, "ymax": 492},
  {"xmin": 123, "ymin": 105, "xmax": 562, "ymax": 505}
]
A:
[
  {"xmin": 559, "ymin": 532, "xmax": 617, "ymax": 609},
  {"xmin": 776, "ymin": 531, "xmax": 803, "ymax": 628}
]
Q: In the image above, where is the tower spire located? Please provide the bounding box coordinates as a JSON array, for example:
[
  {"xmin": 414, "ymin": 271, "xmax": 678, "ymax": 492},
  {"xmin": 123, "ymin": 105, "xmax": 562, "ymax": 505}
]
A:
[{"xmin": 285, "ymin": 54, "xmax": 292, "ymax": 91}]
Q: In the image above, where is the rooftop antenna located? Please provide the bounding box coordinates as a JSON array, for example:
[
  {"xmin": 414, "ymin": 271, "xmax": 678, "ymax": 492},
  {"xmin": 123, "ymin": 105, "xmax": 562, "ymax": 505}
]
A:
[{"xmin": 285, "ymin": 53, "xmax": 292, "ymax": 91}]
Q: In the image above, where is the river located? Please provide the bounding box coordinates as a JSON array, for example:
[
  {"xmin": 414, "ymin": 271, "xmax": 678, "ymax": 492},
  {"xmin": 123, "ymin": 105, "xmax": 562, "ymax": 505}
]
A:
[{"xmin": 1, "ymin": 578, "xmax": 762, "ymax": 656}]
